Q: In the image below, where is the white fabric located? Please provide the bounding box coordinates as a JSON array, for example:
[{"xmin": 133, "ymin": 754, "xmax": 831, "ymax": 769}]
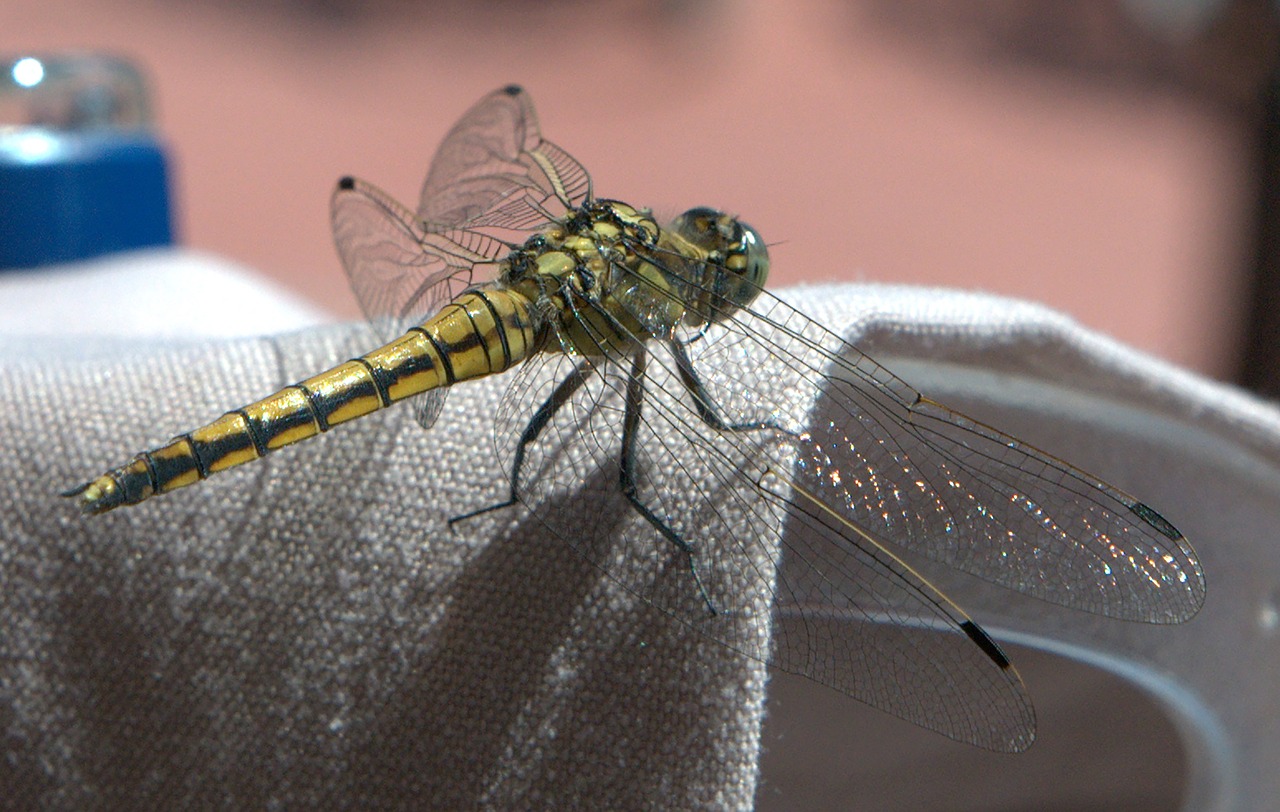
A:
[
  {"xmin": 1, "ymin": 255, "xmax": 764, "ymax": 810},
  {"xmin": 0, "ymin": 248, "xmax": 327, "ymax": 338},
  {"xmin": 2, "ymin": 257, "xmax": 1277, "ymax": 809}
]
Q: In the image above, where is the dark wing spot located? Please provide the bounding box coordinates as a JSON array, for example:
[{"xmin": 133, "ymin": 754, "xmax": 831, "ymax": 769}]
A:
[
  {"xmin": 961, "ymin": 620, "xmax": 1012, "ymax": 670},
  {"xmin": 1130, "ymin": 501, "xmax": 1183, "ymax": 541}
]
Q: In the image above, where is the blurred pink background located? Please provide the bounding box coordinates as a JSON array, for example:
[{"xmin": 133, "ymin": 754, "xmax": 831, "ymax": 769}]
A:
[{"xmin": 2, "ymin": 0, "xmax": 1260, "ymax": 377}]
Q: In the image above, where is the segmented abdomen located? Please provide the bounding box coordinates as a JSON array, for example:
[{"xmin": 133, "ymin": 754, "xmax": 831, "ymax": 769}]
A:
[{"xmin": 67, "ymin": 287, "xmax": 538, "ymax": 514}]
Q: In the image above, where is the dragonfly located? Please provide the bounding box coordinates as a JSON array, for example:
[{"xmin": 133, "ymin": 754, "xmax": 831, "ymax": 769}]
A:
[{"xmin": 66, "ymin": 85, "xmax": 1205, "ymax": 752}]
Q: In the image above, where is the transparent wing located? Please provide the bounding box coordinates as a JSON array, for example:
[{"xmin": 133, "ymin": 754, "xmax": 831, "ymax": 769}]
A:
[
  {"xmin": 332, "ymin": 87, "xmax": 594, "ymax": 429},
  {"xmin": 332, "ymin": 177, "xmax": 503, "ymax": 338},
  {"xmin": 633, "ymin": 246, "xmax": 1206, "ymax": 624},
  {"xmin": 489, "ymin": 289, "xmax": 1036, "ymax": 751},
  {"xmin": 418, "ymin": 85, "xmax": 591, "ymax": 231},
  {"xmin": 330, "ymin": 177, "xmax": 504, "ymax": 428}
]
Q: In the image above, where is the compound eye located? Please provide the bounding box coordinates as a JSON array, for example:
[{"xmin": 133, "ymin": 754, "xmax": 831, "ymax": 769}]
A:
[
  {"xmin": 734, "ymin": 222, "xmax": 769, "ymax": 291},
  {"xmin": 671, "ymin": 207, "xmax": 727, "ymax": 248}
]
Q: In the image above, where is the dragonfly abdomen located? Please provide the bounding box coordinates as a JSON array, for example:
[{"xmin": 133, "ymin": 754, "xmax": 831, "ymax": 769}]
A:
[{"xmin": 67, "ymin": 288, "xmax": 539, "ymax": 514}]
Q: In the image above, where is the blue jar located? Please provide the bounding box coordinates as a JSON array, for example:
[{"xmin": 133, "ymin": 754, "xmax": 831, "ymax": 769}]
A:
[{"xmin": 0, "ymin": 54, "xmax": 174, "ymax": 270}]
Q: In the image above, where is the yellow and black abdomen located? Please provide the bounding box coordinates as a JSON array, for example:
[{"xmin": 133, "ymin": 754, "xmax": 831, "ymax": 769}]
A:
[{"xmin": 67, "ymin": 287, "xmax": 539, "ymax": 514}]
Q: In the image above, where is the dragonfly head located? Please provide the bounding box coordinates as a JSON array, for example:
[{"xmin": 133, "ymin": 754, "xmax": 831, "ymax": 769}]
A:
[{"xmin": 668, "ymin": 207, "xmax": 770, "ymax": 324}]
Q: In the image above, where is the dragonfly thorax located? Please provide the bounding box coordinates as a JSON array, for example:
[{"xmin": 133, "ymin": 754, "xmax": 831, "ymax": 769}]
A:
[
  {"xmin": 504, "ymin": 199, "xmax": 660, "ymax": 283},
  {"xmin": 492, "ymin": 200, "xmax": 672, "ymax": 356},
  {"xmin": 499, "ymin": 200, "xmax": 770, "ymax": 353}
]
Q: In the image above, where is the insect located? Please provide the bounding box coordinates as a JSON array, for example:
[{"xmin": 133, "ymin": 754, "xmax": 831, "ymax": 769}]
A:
[{"xmin": 67, "ymin": 85, "xmax": 1205, "ymax": 752}]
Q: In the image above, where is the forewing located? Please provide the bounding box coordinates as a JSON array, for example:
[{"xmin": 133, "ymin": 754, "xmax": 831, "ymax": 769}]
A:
[
  {"xmin": 675, "ymin": 281, "xmax": 1206, "ymax": 624},
  {"xmin": 488, "ymin": 289, "xmax": 1036, "ymax": 751},
  {"xmin": 418, "ymin": 85, "xmax": 591, "ymax": 231}
]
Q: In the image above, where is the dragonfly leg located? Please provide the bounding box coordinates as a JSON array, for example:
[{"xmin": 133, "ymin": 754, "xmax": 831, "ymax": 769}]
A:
[
  {"xmin": 620, "ymin": 350, "xmax": 719, "ymax": 616},
  {"xmin": 669, "ymin": 339, "xmax": 786, "ymax": 435},
  {"xmin": 447, "ymin": 361, "xmax": 596, "ymax": 528}
]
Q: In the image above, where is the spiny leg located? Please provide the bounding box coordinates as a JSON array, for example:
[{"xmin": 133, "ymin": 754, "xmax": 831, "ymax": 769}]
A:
[
  {"xmin": 669, "ymin": 338, "xmax": 786, "ymax": 435},
  {"xmin": 618, "ymin": 350, "xmax": 719, "ymax": 616},
  {"xmin": 448, "ymin": 360, "xmax": 595, "ymax": 528},
  {"xmin": 449, "ymin": 277, "xmax": 606, "ymax": 528}
]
